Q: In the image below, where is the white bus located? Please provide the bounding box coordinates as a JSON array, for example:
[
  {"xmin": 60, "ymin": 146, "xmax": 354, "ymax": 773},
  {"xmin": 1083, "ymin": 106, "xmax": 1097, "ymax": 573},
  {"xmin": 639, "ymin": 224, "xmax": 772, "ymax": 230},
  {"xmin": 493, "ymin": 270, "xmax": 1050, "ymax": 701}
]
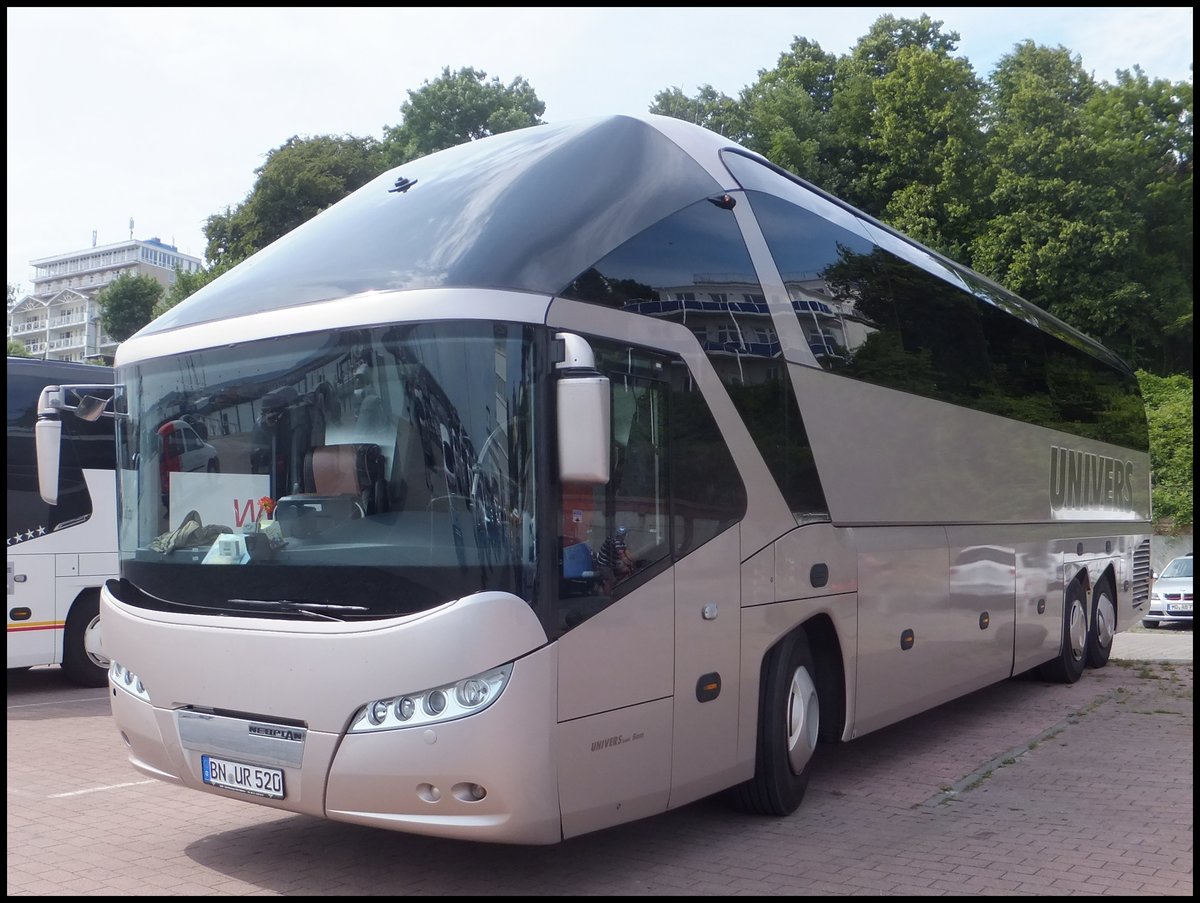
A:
[
  {"xmin": 38, "ymin": 115, "xmax": 1153, "ymax": 844},
  {"xmin": 9, "ymin": 356, "xmax": 116, "ymax": 686}
]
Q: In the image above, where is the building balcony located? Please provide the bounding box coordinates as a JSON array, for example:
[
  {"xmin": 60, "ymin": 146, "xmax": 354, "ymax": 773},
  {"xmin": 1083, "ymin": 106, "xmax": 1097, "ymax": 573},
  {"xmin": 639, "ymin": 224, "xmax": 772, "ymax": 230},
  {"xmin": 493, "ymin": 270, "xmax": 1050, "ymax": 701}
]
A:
[
  {"xmin": 49, "ymin": 314, "xmax": 88, "ymax": 328},
  {"xmin": 9, "ymin": 320, "xmax": 47, "ymax": 334}
]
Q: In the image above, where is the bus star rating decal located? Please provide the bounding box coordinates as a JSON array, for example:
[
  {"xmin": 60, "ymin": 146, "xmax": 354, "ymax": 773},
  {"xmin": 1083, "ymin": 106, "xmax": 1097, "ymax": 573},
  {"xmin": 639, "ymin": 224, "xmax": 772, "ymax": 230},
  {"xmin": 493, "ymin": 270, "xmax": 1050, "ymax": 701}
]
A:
[{"xmin": 8, "ymin": 525, "xmax": 48, "ymax": 546}]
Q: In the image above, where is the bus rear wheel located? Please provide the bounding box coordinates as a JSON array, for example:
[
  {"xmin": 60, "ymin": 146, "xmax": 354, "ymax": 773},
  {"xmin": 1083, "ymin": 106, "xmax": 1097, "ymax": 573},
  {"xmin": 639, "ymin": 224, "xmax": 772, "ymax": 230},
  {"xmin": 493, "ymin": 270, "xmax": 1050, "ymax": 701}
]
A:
[
  {"xmin": 61, "ymin": 592, "xmax": 109, "ymax": 688},
  {"xmin": 728, "ymin": 629, "xmax": 821, "ymax": 816},
  {"xmin": 1037, "ymin": 580, "xmax": 1088, "ymax": 684},
  {"xmin": 1086, "ymin": 579, "xmax": 1116, "ymax": 669}
]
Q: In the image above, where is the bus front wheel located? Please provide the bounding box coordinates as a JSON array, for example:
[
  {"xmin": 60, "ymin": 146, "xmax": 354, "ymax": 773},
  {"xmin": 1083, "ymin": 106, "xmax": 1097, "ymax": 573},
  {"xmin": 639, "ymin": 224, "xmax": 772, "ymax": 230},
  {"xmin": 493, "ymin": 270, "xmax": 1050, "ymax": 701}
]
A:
[
  {"xmin": 727, "ymin": 629, "xmax": 821, "ymax": 816},
  {"xmin": 61, "ymin": 592, "xmax": 109, "ymax": 688},
  {"xmin": 1038, "ymin": 580, "xmax": 1088, "ymax": 684}
]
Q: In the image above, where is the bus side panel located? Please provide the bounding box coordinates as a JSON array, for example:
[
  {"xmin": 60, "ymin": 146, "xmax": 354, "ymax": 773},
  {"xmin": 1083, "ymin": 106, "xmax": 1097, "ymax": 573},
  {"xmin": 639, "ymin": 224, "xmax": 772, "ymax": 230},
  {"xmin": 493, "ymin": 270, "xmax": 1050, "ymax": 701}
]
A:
[
  {"xmin": 668, "ymin": 527, "xmax": 741, "ymax": 809},
  {"xmin": 944, "ymin": 526, "xmax": 1018, "ymax": 681},
  {"xmin": 555, "ymin": 567, "xmax": 674, "ymax": 722},
  {"xmin": 558, "ymin": 697, "xmax": 672, "ymax": 840},
  {"xmin": 1015, "ymin": 541, "xmax": 1064, "ymax": 675},
  {"xmin": 7, "ymin": 553, "xmax": 58, "ymax": 668},
  {"xmin": 853, "ymin": 526, "xmax": 968, "ymax": 737},
  {"xmin": 787, "ymin": 363, "xmax": 1152, "ymax": 527}
]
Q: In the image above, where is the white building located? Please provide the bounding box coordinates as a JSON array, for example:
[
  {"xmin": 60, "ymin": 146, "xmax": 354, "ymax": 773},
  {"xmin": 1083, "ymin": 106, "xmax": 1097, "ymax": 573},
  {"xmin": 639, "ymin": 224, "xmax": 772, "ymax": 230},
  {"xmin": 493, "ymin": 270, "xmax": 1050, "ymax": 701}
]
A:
[{"xmin": 8, "ymin": 237, "xmax": 203, "ymax": 362}]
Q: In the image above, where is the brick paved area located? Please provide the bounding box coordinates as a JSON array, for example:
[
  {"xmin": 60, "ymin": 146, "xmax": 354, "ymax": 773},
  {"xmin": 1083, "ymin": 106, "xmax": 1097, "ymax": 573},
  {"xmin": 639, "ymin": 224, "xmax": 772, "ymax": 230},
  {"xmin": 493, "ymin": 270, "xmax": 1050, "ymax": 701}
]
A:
[{"xmin": 7, "ymin": 651, "xmax": 1193, "ymax": 896}]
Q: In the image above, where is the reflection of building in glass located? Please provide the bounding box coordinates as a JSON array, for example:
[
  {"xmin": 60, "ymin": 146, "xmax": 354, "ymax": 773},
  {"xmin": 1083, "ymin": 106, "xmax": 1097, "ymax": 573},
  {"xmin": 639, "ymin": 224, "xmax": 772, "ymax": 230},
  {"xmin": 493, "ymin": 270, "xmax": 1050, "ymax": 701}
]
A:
[
  {"xmin": 779, "ymin": 271, "xmax": 875, "ymax": 362},
  {"xmin": 619, "ymin": 269, "xmax": 876, "ymax": 374}
]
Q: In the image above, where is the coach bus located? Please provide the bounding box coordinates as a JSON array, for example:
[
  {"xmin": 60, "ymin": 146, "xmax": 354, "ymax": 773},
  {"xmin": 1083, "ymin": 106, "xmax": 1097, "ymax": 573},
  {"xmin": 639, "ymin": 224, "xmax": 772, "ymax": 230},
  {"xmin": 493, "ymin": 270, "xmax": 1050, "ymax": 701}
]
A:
[
  {"xmin": 9, "ymin": 356, "xmax": 116, "ymax": 686},
  {"xmin": 36, "ymin": 114, "xmax": 1153, "ymax": 843}
]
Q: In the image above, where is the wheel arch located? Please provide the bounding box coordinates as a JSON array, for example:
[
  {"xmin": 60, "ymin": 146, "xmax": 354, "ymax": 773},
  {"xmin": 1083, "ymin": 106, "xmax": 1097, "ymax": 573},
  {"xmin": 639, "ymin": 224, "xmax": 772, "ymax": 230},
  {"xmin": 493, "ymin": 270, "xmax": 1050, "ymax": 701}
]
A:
[{"xmin": 758, "ymin": 614, "xmax": 846, "ymax": 746}]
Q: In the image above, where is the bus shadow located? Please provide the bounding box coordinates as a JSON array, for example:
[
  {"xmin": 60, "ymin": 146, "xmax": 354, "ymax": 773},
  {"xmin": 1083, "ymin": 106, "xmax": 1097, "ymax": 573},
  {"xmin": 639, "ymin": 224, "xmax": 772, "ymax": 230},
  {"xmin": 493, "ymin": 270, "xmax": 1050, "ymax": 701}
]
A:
[{"xmin": 6, "ymin": 665, "xmax": 112, "ymax": 721}]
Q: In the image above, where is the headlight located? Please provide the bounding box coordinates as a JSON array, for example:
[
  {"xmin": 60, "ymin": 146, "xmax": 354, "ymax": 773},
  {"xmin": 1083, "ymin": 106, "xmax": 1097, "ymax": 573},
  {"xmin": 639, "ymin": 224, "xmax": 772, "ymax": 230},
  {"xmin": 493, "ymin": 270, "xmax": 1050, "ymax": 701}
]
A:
[
  {"xmin": 1150, "ymin": 590, "xmax": 1162, "ymax": 601},
  {"xmin": 110, "ymin": 661, "xmax": 151, "ymax": 703},
  {"xmin": 350, "ymin": 663, "xmax": 513, "ymax": 732}
]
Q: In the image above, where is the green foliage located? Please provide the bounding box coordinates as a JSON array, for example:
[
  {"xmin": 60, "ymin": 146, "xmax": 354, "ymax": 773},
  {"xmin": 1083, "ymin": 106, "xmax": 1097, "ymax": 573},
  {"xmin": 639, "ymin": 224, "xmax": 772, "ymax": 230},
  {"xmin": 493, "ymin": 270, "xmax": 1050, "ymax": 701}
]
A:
[
  {"xmin": 7, "ymin": 282, "xmax": 19, "ymax": 307},
  {"xmin": 96, "ymin": 272, "xmax": 163, "ymax": 342},
  {"xmin": 8, "ymin": 338, "xmax": 31, "ymax": 356},
  {"xmin": 153, "ymin": 260, "xmax": 238, "ymax": 318},
  {"xmin": 1138, "ymin": 370, "xmax": 1194, "ymax": 532},
  {"xmin": 204, "ymin": 134, "xmax": 384, "ymax": 268},
  {"xmin": 649, "ymin": 84, "xmax": 746, "ymax": 139},
  {"xmin": 380, "ymin": 66, "xmax": 545, "ymax": 168},
  {"xmin": 648, "ymin": 17, "xmax": 1191, "ymax": 380}
]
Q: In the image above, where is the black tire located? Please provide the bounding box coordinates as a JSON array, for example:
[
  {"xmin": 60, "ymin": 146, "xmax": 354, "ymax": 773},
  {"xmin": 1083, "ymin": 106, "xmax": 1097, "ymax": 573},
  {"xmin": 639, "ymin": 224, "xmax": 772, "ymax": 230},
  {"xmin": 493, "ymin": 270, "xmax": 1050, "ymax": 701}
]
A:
[
  {"xmin": 1142, "ymin": 620, "xmax": 1162, "ymax": 629},
  {"xmin": 1037, "ymin": 580, "xmax": 1089, "ymax": 684},
  {"xmin": 207, "ymin": 458, "xmax": 220, "ymax": 473},
  {"xmin": 727, "ymin": 630, "xmax": 821, "ymax": 816},
  {"xmin": 61, "ymin": 592, "xmax": 109, "ymax": 688},
  {"xmin": 1086, "ymin": 579, "xmax": 1116, "ymax": 669}
]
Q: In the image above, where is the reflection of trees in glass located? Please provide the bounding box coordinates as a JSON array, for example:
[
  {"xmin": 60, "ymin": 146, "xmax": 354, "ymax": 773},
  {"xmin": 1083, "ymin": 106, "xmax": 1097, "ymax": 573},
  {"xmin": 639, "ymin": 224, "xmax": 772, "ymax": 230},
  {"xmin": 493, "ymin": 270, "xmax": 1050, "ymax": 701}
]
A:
[
  {"xmin": 815, "ymin": 242, "xmax": 1148, "ymax": 450},
  {"xmin": 566, "ymin": 267, "xmax": 659, "ymax": 309}
]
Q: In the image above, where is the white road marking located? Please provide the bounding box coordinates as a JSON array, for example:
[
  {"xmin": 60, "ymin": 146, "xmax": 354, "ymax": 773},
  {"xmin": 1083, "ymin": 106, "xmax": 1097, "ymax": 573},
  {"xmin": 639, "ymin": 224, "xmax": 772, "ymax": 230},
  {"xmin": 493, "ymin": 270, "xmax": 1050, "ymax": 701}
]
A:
[{"xmin": 49, "ymin": 780, "xmax": 157, "ymax": 798}]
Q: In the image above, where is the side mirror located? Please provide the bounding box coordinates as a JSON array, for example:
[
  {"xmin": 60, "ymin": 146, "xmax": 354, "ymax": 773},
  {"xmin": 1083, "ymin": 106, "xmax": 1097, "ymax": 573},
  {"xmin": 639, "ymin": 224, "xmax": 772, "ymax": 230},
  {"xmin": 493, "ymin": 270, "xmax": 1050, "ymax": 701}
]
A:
[
  {"xmin": 555, "ymin": 333, "xmax": 610, "ymax": 483},
  {"xmin": 36, "ymin": 417, "xmax": 62, "ymax": 505},
  {"xmin": 35, "ymin": 383, "xmax": 122, "ymax": 505}
]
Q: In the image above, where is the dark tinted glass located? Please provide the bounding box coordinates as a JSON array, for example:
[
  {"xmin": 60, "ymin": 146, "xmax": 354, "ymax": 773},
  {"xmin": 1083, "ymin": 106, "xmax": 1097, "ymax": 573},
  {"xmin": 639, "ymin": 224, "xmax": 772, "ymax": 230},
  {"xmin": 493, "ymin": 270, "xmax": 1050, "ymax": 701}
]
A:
[
  {"xmin": 737, "ymin": 184, "xmax": 1148, "ymax": 452},
  {"xmin": 667, "ymin": 361, "xmax": 747, "ymax": 557},
  {"xmin": 6, "ymin": 361, "xmax": 113, "ymax": 537},
  {"xmin": 561, "ymin": 198, "xmax": 827, "ymax": 522},
  {"xmin": 144, "ymin": 117, "xmax": 722, "ymax": 335}
]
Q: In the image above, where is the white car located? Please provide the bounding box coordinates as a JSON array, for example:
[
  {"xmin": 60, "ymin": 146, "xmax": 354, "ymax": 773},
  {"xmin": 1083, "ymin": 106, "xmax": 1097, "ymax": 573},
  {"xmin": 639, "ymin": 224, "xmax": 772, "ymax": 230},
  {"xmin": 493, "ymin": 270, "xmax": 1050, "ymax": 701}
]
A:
[
  {"xmin": 158, "ymin": 419, "xmax": 220, "ymax": 487},
  {"xmin": 1143, "ymin": 553, "xmax": 1193, "ymax": 628}
]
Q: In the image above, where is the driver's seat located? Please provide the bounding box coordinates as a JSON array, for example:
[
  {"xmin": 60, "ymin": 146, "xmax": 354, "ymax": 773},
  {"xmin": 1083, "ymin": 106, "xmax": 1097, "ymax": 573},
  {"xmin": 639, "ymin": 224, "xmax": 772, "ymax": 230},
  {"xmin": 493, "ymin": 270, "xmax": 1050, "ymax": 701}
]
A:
[{"xmin": 302, "ymin": 443, "xmax": 388, "ymax": 515}]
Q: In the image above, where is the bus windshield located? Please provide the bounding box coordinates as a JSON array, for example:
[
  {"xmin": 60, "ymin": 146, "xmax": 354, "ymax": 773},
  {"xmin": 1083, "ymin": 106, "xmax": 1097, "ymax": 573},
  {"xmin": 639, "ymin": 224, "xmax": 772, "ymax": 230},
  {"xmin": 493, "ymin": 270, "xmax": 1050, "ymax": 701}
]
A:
[{"xmin": 115, "ymin": 321, "xmax": 540, "ymax": 618}]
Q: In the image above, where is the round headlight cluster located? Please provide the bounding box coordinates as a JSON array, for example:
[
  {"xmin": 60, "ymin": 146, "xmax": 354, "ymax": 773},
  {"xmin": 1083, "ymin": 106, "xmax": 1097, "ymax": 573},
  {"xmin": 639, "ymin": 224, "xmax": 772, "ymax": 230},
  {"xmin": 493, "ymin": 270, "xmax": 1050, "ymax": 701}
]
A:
[
  {"xmin": 109, "ymin": 660, "xmax": 151, "ymax": 703},
  {"xmin": 350, "ymin": 663, "xmax": 513, "ymax": 733}
]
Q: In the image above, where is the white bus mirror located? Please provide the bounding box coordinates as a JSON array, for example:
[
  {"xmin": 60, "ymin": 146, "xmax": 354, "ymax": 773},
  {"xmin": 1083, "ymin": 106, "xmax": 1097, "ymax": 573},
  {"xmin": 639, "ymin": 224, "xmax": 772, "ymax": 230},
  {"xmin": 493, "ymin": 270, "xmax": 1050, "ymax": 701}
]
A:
[
  {"xmin": 36, "ymin": 417, "xmax": 62, "ymax": 506},
  {"xmin": 555, "ymin": 333, "xmax": 610, "ymax": 483}
]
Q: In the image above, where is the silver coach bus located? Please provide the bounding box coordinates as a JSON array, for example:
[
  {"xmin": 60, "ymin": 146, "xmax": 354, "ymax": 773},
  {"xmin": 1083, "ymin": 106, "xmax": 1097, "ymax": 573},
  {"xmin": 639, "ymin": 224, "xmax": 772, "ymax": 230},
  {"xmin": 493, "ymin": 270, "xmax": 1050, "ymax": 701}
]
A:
[{"xmin": 38, "ymin": 114, "xmax": 1152, "ymax": 843}]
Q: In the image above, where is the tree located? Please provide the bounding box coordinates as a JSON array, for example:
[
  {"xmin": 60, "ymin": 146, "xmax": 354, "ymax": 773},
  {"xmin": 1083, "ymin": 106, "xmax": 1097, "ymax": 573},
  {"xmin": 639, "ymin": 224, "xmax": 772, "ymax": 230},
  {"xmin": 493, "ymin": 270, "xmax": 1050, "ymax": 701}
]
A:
[
  {"xmin": 381, "ymin": 66, "xmax": 545, "ymax": 167},
  {"xmin": 204, "ymin": 134, "xmax": 385, "ymax": 269},
  {"xmin": 1138, "ymin": 370, "xmax": 1193, "ymax": 533},
  {"xmin": 8, "ymin": 338, "xmax": 30, "ymax": 356},
  {"xmin": 152, "ymin": 260, "xmax": 238, "ymax": 318},
  {"xmin": 96, "ymin": 273, "xmax": 163, "ymax": 342},
  {"xmin": 971, "ymin": 43, "xmax": 1193, "ymax": 375},
  {"xmin": 7, "ymin": 282, "xmax": 19, "ymax": 308},
  {"xmin": 737, "ymin": 37, "xmax": 839, "ymax": 186},
  {"xmin": 649, "ymin": 84, "xmax": 746, "ymax": 139},
  {"xmin": 1079, "ymin": 68, "xmax": 1193, "ymax": 374}
]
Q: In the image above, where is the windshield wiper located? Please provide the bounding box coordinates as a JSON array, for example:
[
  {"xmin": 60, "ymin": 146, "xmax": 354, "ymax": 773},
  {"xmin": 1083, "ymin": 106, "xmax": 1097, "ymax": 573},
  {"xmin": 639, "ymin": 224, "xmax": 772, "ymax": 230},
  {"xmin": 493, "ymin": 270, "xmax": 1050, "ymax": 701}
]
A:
[{"xmin": 227, "ymin": 598, "xmax": 369, "ymax": 621}]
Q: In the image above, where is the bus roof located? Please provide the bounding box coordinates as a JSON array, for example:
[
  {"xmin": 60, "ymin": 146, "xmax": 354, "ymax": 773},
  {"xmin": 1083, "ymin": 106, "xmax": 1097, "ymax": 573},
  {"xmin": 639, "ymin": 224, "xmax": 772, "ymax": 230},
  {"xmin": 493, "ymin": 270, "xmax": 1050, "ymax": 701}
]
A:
[{"xmin": 133, "ymin": 115, "xmax": 1129, "ymax": 375}]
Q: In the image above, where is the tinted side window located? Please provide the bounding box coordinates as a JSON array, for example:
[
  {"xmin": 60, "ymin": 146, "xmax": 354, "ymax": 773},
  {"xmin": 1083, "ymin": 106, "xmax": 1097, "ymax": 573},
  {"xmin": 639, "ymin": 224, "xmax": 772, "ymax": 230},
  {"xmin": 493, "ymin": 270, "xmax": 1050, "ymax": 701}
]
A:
[
  {"xmin": 556, "ymin": 341, "xmax": 747, "ymax": 633},
  {"xmin": 561, "ymin": 198, "xmax": 828, "ymax": 522}
]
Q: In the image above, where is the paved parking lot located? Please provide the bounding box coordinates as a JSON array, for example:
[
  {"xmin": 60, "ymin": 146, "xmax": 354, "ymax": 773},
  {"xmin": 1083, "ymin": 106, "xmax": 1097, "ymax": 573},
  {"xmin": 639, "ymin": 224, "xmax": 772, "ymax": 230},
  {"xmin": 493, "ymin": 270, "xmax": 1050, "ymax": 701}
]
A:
[{"xmin": 7, "ymin": 627, "xmax": 1192, "ymax": 896}]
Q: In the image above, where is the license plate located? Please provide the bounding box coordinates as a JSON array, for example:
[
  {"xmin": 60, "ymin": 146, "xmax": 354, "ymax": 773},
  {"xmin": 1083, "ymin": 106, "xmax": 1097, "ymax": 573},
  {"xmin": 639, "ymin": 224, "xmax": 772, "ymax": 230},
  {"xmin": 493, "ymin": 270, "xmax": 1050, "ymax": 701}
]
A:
[
  {"xmin": 201, "ymin": 754, "xmax": 285, "ymax": 799},
  {"xmin": 1167, "ymin": 602, "xmax": 1192, "ymax": 612}
]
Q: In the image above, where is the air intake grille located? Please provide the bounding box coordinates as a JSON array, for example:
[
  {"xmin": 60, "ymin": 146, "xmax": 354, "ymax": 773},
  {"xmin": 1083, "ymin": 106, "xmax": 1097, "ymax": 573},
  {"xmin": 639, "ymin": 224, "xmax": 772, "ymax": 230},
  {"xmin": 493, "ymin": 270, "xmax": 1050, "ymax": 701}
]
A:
[{"xmin": 1131, "ymin": 538, "xmax": 1152, "ymax": 608}]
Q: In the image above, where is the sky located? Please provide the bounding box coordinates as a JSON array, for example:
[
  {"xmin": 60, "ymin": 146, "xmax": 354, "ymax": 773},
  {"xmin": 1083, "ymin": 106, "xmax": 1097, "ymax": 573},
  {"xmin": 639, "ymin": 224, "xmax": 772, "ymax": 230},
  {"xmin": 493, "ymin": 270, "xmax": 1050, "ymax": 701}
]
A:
[{"xmin": 6, "ymin": 7, "xmax": 1194, "ymax": 296}]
